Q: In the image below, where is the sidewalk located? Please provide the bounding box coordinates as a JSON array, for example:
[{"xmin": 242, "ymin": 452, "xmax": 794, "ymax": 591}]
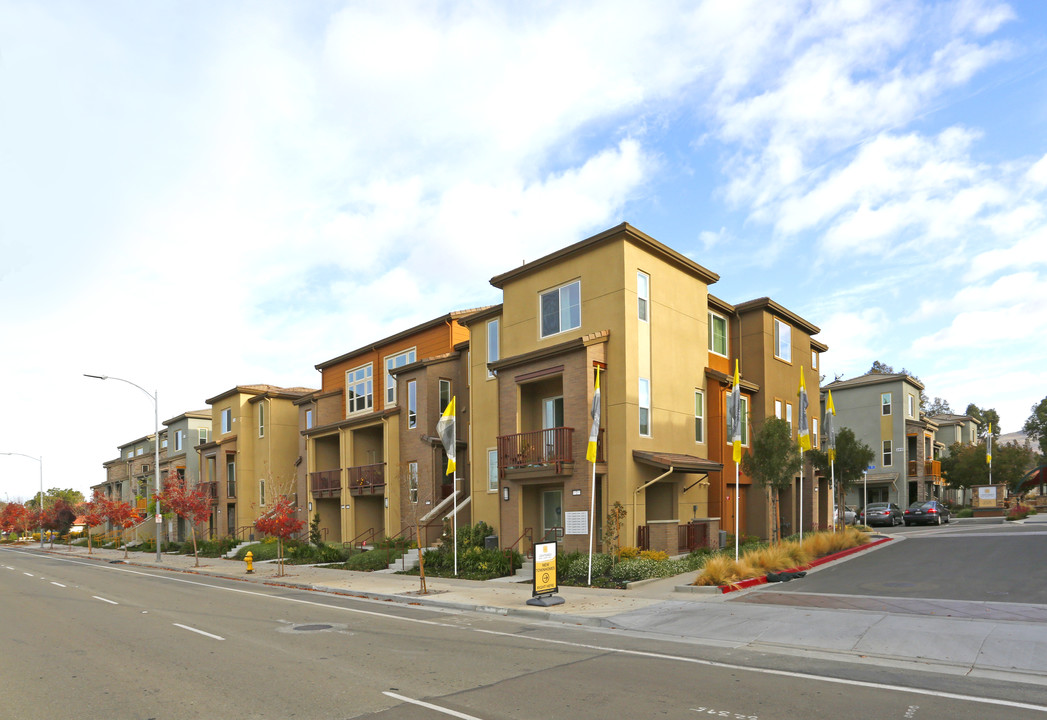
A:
[{"xmin": 32, "ymin": 540, "xmax": 1047, "ymax": 684}]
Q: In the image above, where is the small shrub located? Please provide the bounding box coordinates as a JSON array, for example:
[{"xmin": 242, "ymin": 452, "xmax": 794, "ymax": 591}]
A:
[
  {"xmin": 695, "ymin": 555, "xmax": 737, "ymax": 586},
  {"xmin": 618, "ymin": 546, "xmax": 640, "ymax": 560},
  {"xmin": 639, "ymin": 549, "xmax": 669, "ymax": 562},
  {"xmin": 955, "ymin": 508, "xmax": 973, "ymax": 518}
]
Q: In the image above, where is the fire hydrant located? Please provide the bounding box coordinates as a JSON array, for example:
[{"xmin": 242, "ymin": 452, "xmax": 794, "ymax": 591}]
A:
[{"xmin": 245, "ymin": 551, "xmax": 254, "ymax": 574}]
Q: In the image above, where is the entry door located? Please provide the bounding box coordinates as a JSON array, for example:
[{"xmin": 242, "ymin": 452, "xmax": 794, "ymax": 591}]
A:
[
  {"xmin": 542, "ymin": 396, "xmax": 564, "ymax": 460},
  {"xmin": 542, "ymin": 490, "xmax": 563, "ymax": 543}
]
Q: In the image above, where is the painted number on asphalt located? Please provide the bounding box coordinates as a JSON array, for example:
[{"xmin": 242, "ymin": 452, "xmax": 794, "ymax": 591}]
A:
[{"xmin": 690, "ymin": 708, "xmax": 757, "ymax": 719}]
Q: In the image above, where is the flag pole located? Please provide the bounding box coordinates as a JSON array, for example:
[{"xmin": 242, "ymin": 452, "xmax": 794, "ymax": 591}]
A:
[
  {"xmin": 453, "ymin": 413, "xmax": 458, "ymax": 578},
  {"xmin": 587, "ymin": 459, "xmax": 596, "ymax": 585},
  {"xmin": 830, "ymin": 458, "xmax": 836, "ymax": 532},
  {"xmin": 734, "ymin": 463, "xmax": 740, "ymax": 562},
  {"xmin": 586, "ymin": 368, "xmax": 601, "ymax": 586},
  {"xmin": 799, "ymin": 447, "xmax": 804, "ymax": 543}
]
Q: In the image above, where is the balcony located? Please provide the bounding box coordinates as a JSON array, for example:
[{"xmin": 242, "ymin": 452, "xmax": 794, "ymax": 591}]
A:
[
  {"xmin": 200, "ymin": 481, "xmax": 218, "ymax": 504},
  {"xmin": 310, "ymin": 470, "xmax": 341, "ymax": 498},
  {"xmin": 497, "ymin": 427, "xmax": 575, "ymax": 480},
  {"xmin": 348, "ymin": 463, "xmax": 386, "ymax": 496},
  {"xmin": 908, "ymin": 460, "xmax": 942, "ymax": 479}
]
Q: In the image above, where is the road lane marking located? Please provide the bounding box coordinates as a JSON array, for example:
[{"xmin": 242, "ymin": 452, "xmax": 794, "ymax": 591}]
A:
[
  {"xmin": 24, "ymin": 572, "xmax": 34, "ymax": 576},
  {"xmin": 383, "ymin": 692, "xmax": 484, "ymax": 719},
  {"xmin": 51, "ymin": 582, "xmax": 66, "ymax": 587},
  {"xmin": 173, "ymin": 623, "xmax": 224, "ymax": 641},
  {"xmin": 17, "ymin": 550, "xmax": 1047, "ymax": 714},
  {"xmin": 93, "ymin": 596, "xmax": 118, "ymax": 605}
]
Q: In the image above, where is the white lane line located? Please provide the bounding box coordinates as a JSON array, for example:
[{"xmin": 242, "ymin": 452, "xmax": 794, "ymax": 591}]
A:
[
  {"xmin": 51, "ymin": 582, "xmax": 66, "ymax": 588},
  {"xmin": 25, "ymin": 552, "xmax": 1047, "ymax": 715},
  {"xmin": 93, "ymin": 596, "xmax": 118, "ymax": 605},
  {"xmin": 173, "ymin": 623, "xmax": 224, "ymax": 641},
  {"xmin": 383, "ymin": 692, "xmax": 484, "ymax": 719},
  {"xmin": 23, "ymin": 572, "xmax": 34, "ymax": 577}
]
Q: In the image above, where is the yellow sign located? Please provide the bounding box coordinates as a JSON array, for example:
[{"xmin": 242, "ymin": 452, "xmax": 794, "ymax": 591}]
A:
[{"xmin": 533, "ymin": 541, "xmax": 558, "ymax": 596}]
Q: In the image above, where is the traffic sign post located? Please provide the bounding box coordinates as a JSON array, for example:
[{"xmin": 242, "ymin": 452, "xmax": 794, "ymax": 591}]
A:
[{"xmin": 526, "ymin": 541, "xmax": 564, "ymax": 607}]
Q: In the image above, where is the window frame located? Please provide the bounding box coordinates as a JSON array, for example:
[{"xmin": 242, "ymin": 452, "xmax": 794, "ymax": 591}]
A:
[
  {"xmin": 487, "ymin": 319, "xmax": 500, "ymax": 379},
  {"xmin": 199, "ymin": 428, "xmax": 209, "ymax": 445},
  {"xmin": 786, "ymin": 402, "xmax": 793, "ymax": 431},
  {"xmin": 882, "ymin": 392, "xmax": 892, "ymax": 416},
  {"xmin": 345, "ymin": 363, "xmax": 374, "ymax": 416},
  {"xmin": 694, "ymin": 389, "xmax": 705, "ymax": 444},
  {"xmin": 408, "ymin": 462, "xmax": 419, "ymax": 503},
  {"xmin": 539, "ymin": 280, "xmax": 581, "ymax": 339},
  {"xmin": 812, "ymin": 350, "xmax": 818, "ymax": 370},
  {"xmin": 304, "ymin": 409, "xmax": 313, "ymax": 430},
  {"xmin": 487, "ymin": 448, "xmax": 498, "ymax": 493},
  {"xmin": 174, "ymin": 430, "xmax": 183, "ymax": 452},
  {"xmin": 883, "ymin": 439, "xmax": 893, "ymax": 467},
  {"xmin": 258, "ymin": 479, "xmax": 266, "ymax": 506},
  {"xmin": 774, "ymin": 398, "xmax": 783, "ymax": 419},
  {"xmin": 407, "ymin": 380, "xmax": 417, "ymax": 429},
  {"xmin": 773, "ymin": 318, "xmax": 792, "ymax": 362},
  {"xmin": 637, "ymin": 271, "xmax": 650, "ymax": 322},
  {"xmin": 638, "ymin": 378, "xmax": 651, "ymax": 437},
  {"xmin": 384, "ymin": 347, "xmax": 417, "ymax": 406},
  {"xmin": 439, "ymin": 379, "xmax": 452, "ymax": 413},
  {"xmin": 221, "ymin": 408, "xmax": 232, "ymax": 434},
  {"xmin": 812, "ymin": 417, "xmax": 819, "ymax": 448},
  {"xmin": 908, "ymin": 393, "xmax": 916, "ymax": 418},
  {"xmin": 708, "ymin": 311, "xmax": 728, "ymax": 357},
  {"xmin": 258, "ymin": 402, "xmax": 265, "ymax": 438}
]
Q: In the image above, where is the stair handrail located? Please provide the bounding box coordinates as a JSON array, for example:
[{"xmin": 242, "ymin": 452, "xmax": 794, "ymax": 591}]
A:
[{"xmin": 503, "ymin": 527, "xmax": 533, "ymax": 577}]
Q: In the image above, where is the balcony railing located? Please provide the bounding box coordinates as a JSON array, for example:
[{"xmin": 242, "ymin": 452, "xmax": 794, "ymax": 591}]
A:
[
  {"xmin": 908, "ymin": 460, "xmax": 942, "ymax": 478},
  {"xmin": 348, "ymin": 463, "xmax": 386, "ymax": 495},
  {"xmin": 497, "ymin": 427, "xmax": 575, "ymax": 477},
  {"xmin": 200, "ymin": 481, "xmax": 218, "ymax": 504},
  {"xmin": 310, "ymin": 470, "xmax": 341, "ymax": 498}
]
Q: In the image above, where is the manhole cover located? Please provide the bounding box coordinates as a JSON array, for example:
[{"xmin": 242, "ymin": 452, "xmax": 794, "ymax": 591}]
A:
[{"xmin": 293, "ymin": 624, "xmax": 333, "ymax": 632}]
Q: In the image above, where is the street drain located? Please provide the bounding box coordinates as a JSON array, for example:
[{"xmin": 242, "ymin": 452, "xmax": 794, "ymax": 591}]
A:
[{"xmin": 294, "ymin": 624, "xmax": 333, "ymax": 632}]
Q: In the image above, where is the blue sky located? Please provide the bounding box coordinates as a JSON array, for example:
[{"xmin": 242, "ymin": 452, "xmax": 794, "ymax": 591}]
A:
[{"xmin": 2, "ymin": 0, "xmax": 1045, "ymax": 502}]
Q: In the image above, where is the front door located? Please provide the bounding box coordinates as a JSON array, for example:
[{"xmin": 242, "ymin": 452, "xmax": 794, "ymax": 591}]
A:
[
  {"xmin": 542, "ymin": 489, "xmax": 563, "ymax": 543},
  {"xmin": 542, "ymin": 396, "xmax": 564, "ymax": 460}
]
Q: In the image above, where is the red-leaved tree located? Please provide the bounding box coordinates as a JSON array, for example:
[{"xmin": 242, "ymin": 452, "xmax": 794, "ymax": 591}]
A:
[
  {"xmin": 1, "ymin": 502, "xmax": 32, "ymax": 539},
  {"xmin": 155, "ymin": 472, "xmax": 211, "ymax": 567},
  {"xmin": 81, "ymin": 491, "xmax": 112, "ymax": 555},
  {"xmin": 254, "ymin": 496, "xmax": 305, "ymax": 577},
  {"xmin": 42, "ymin": 499, "xmax": 77, "ymax": 548},
  {"xmin": 106, "ymin": 499, "xmax": 142, "ymax": 559}
]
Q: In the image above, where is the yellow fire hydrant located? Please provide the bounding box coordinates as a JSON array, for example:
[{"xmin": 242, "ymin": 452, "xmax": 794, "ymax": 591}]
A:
[{"xmin": 245, "ymin": 551, "xmax": 254, "ymax": 574}]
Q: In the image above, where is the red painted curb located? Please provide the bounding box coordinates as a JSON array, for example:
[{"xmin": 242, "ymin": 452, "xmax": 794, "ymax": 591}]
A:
[{"xmin": 718, "ymin": 536, "xmax": 893, "ymax": 594}]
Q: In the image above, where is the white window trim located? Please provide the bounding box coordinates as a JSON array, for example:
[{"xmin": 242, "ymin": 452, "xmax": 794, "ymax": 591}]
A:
[
  {"xmin": 304, "ymin": 409, "xmax": 313, "ymax": 430},
  {"xmin": 694, "ymin": 389, "xmax": 705, "ymax": 444},
  {"xmin": 258, "ymin": 479, "xmax": 266, "ymax": 506},
  {"xmin": 786, "ymin": 403, "xmax": 793, "ymax": 430},
  {"xmin": 774, "ymin": 399, "xmax": 783, "ymax": 419},
  {"xmin": 812, "ymin": 350, "xmax": 818, "ymax": 370},
  {"xmin": 487, "ymin": 448, "xmax": 498, "ymax": 492},
  {"xmin": 487, "ymin": 319, "xmax": 499, "ymax": 379},
  {"xmin": 345, "ymin": 363, "xmax": 374, "ymax": 417},
  {"xmin": 637, "ymin": 271, "xmax": 650, "ymax": 322},
  {"xmin": 199, "ymin": 428, "xmax": 209, "ymax": 445},
  {"xmin": 774, "ymin": 318, "xmax": 792, "ymax": 362},
  {"xmin": 708, "ymin": 311, "xmax": 728, "ymax": 357},
  {"xmin": 174, "ymin": 430, "xmax": 183, "ymax": 452},
  {"xmin": 908, "ymin": 394, "xmax": 916, "ymax": 418},
  {"xmin": 407, "ymin": 380, "xmax": 417, "ymax": 429},
  {"xmin": 539, "ymin": 279, "xmax": 581, "ymax": 339},
  {"xmin": 408, "ymin": 462, "xmax": 419, "ymax": 504},
  {"xmin": 258, "ymin": 403, "xmax": 265, "ymax": 438},
  {"xmin": 384, "ymin": 348, "xmax": 417, "ymax": 406},
  {"xmin": 221, "ymin": 408, "xmax": 232, "ymax": 434},
  {"xmin": 812, "ymin": 417, "xmax": 819, "ymax": 448},
  {"xmin": 883, "ymin": 439, "xmax": 893, "ymax": 467},
  {"xmin": 882, "ymin": 392, "xmax": 892, "ymax": 416},
  {"xmin": 439, "ymin": 379, "xmax": 452, "ymax": 413},
  {"xmin": 639, "ymin": 377, "xmax": 651, "ymax": 437}
]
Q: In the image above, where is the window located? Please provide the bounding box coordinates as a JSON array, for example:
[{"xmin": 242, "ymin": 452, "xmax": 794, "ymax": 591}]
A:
[
  {"xmin": 174, "ymin": 430, "xmax": 183, "ymax": 452},
  {"xmin": 125, "ymin": 449, "xmax": 133, "ymax": 459},
  {"xmin": 637, "ymin": 271, "xmax": 649, "ymax": 322},
  {"xmin": 882, "ymin": 392, "xmax": 892, "ymax": 416},
  {"xmin": 488, "ymin": 449, "xmax": 498, "ymax": 492},
  {"xmin": 304, "ymin": 409, "xmax": 313, "ymax": 430},
  {"xmin": 540, "ymin": 280, "xmax": 581, "ymax": 338},
  {"xmin": 258, "ymin": 402, "xmax": 265, "ymax": 438},
  {"xmin": 161, "ymin": 435, "xmax": 168, "ymax": 450},
  {"xmin": 786, "ymin": 403, "xmax": 793, "ymax": 430},
  {"xmin": 407, "ymin": 380, "xmax": 417, "ymax": 429},
  {"xmin": 812, "ymin": 350, "xmax": 818, "ymax": 369},
  {"xmin": 740, "ymin": 396, "xmax": 751, "ymax": 446},
  {"xmin": 883, "ymin": 440, "xmax": 893, "ymax": 467},
  {"xmin": 774, "ymin": 319, "xmax": 792, "ymax": 362},
  {"xmin": 487, "ymin": 319, "xmax": 499, "ymax": 378},
  {"xmin": 408, "ymin": 462, "xmax": 418, "ymax": 503},
  {"xmin": 812, "ymin": 418, "xmax": 819, "ymax": 448},
  {"xmin": 708, "ymin": 312, "xmax": 728, "ymax": 356},
  {"xmin": 221, "ymin": 408, "xmax": 232, "ymax": 434},
  {"xmin": 199, "ymin": 428, "xmax": 209, "ymax": 445},
  {"xmin": 226, "ymin": 460, "xmax": 236, "ymax": 496},
  {"xmin": 346, "ymin": 364, "xmax": 373, "ymax": 415},
  {"xmin": 258, "ymin": 479, "xmax": 266, "ymax": 506},
  {"xmin": 694, "ymin": 390, "xmax": 705, "ymax": 443},
  {"xmin": 908, "ymin": 394, "xmax": 916, "ymax": 417},
  {"xmin": 136, "ymin": 447, "xmax": 143, "ymax": 456},
  {"xmin": 775, "ymin": 399, "xmax": 783, "ymax": 419},
  {"xmin": 384, "ymin": 348, "xmax": 416, "ymax": 405},
  {"xmin": 439, "ymin": 379, "xmax": 451, "ymax": 413},
  {"xmin": 639, "ymin": 378, "xmax": 651, "ymax": 436}
]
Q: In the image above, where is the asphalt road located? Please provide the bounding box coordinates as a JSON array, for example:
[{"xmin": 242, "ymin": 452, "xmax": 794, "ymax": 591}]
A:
[{"xmin": 4, "ymin": 547, "xmax": 1047, "ymax": 719}]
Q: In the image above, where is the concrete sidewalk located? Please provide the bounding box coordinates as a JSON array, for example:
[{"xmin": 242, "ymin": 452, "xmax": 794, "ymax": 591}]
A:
[{"xmin": 27, "ymin": 540, "xmax": 1047, "ymax": 685}]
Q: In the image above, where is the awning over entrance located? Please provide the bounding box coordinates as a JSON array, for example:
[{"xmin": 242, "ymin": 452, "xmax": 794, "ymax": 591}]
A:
[{"xmin": 632, "ymin": 450, "xmax": 723, "ymax": 474}]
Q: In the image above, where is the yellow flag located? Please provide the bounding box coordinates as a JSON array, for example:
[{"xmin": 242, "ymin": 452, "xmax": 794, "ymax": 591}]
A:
[{"xmin": 797, "ymin": 368, "xmax": 811, "ymax": 451}]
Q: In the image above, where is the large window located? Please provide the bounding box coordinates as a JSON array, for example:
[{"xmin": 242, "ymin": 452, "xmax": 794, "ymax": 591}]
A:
[
  {"xmin": 407, "ymin": 380, "xmax": 417, "ymax": 429},
  {"xmin": 883, "ymin": 439, "xmax": 893, "ymax": 467},
  {"xmin": 882, "ymin": 392, "xmax": 892, "ymax": 416},
  {"xmin": 774, "ymin": 318, "xmax": 792, "ymax": 362},
  {"xmin": 439, "ymin": 379, "xmax": 451, "ymax": 413},
  {"xmin": 346, "ymin": 364, "xmax": 373, "ymax": 415},
  {"xmin": 487, "ymin": 319, "xmax": 499, "ymax": 378},
  {"xmin": 174, "ymin": 430, "xmax": 183, "ymax": 452},
  {"xmin": 540, "ymin": 280, "xmax": 581, "ymax": 338},
  {"xmin": 384, "ymin": 348, "xmax": 416, "ymax": 405},
  {"xmin": 709, "ymin": 311, "xmax": 728, "ymax": 356},
  {"xmin": 408, "ymin": 462, "xmax": 418, "ymax": 503},
  {"xmin": 637, "ymin": 271, "xmax": 649, "ymax": 322},
  {"xmin": 694, "ymin": 390, "xmax": 705, "ymax": 443},
  {"xmin": 488, "ymin": 449, "xmax": 498, "ymax": 492},
  {"xmin": 221, "ymin": 408, "xmax": 232, "ymax": 434},
  {"xmin": 639, "ymin": 378, "xmax": 651, "ymax": 436}
]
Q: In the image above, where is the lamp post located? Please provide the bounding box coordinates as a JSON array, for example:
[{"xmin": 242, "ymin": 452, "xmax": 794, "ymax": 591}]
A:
[
  {"xmin": 85, "ymin": 374, "xmax": 162, "ymax": 562},
  {"xmin": 1, "ymin": 452, "xmax": 44, "ymax": 547}
]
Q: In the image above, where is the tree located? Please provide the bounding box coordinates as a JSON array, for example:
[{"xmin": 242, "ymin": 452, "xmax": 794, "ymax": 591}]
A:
[
  {"xmin": 81, "ymin": 491, "xmax": 111, "ymax": 555},
  {"xmin": 26, "ymin": 487, "xmax": 85, "ymax": 511},
  {"xmin": 254, "ymin": 496, "xmax": 305, "ymax": 577},
  {"xmin": 42, "ymin": 499, "xmax": 76, "ymax": 547},
  {"xmin": 741, "ymin": 417, "xmax": 801, "ymax": 543},
  {"xmin": 994, "ymin": 441, "xmax": 1037, "ymax": 494},
  {"xmin": 927, "ymin": 397, "xmax": 953, "ymax": 415},
  {"xmin": 865, "ymin": 362, "xmax": 928, "ymax": 409},
  {"xmin": 106, "ymin": 500, "xmax": 142, "ymax": 559},
  {"xmin": 966, "ymin": 403, "xmax": 1001, "ymax": 437},
  {"xmin": 155, "ymin": 472, "xmax": 211, "ymax": 566},
  {"xmin": 1, "ymin": 502, "xmax": 32, "ymax": 538},
  {"xmin": 1024, "ymin": 396, "xmax": 1047, "ymax": 457},
  {"xmin": 808, "ymin": 427, "xmax": 875, "ymax": 527},
  {"xmin": 941, "ymin": 441, "xmax": 989, "ymax": 503}
]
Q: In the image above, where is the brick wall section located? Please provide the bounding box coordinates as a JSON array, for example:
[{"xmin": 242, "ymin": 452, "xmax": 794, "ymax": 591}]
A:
[{"xmin": 647, "ymin": 520, "xmax": 676, "ymax": 555}]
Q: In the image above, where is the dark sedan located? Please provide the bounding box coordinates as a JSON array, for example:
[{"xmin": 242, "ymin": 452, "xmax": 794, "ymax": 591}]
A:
[
  {"xmin": 860, "ymin": 502, "xmax": 903, "ymax": 527},
  {"xmin": 904, "ymin": 500, "xmax": 951, "ymax": 526}
]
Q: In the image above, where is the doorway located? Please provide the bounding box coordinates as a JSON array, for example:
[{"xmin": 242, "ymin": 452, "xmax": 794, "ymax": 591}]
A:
[
  {"xmin": 542, "ymin": 489, "xmax": 563, "ymax": 543},
  {"xmin": 542, "ymin": 396, "xmax": 564, "ymax": 460}
]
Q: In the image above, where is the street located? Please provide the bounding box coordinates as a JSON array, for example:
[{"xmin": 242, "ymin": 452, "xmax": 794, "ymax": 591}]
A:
[{"xmin": 4, "ymin": 540, "xmax": 1047, "ymax": 719}]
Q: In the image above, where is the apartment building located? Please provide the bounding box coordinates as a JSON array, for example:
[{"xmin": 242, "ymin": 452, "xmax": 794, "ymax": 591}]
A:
[
  {"xmin": 301, "ymin": 313, "xmax": 472, "ymax": 546},
  {"xmin": 197, "ymin": 384, "xmax": 314, "ymax": 539},
  {"xmin": 159, "ymin": 409, "xmax": 211, "ymax": 540}
]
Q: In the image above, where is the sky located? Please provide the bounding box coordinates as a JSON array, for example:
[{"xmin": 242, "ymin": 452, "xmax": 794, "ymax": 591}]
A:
[{"xmin": 2, "ymin": 0, "xmax": 1046, "ymax": 503}]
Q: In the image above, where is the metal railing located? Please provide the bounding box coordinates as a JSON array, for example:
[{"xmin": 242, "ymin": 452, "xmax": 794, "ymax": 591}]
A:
[
  {"xmin": 497, "ymin": 427, "xmax": 574, "ymax": 477},
  {"xmin": 348, "ymin": 463, "xmax": 386, "ymax": 495},
  {"xmin": 678, "ymin": 522, "xmax": 708, "ymax": 554},
  {"xmin": 346, "ymin": 526, "xmax": 377, "ymax": 550},
  {"xmin": 310, "ymin": 469, "xmax": 341, "ymax": 497},
  {"xmin": 504, "ymin": 527, "xmax": 534, "ymax": 562},
  {"xmin": 200, "ymin": 481, "xmax": 218, "ymax": 503}
]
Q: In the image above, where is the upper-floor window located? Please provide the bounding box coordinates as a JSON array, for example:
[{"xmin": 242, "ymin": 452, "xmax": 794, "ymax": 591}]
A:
[
  {"xmin": 728, "ymin": 396, "xmax": 751, "ymax": 447},
  {"xmin": 439, "ymin": 379, "xmax": 452, "ymax": 413},
  {"xmin": 258, "ymin": 479, "xmax": 266, "ymax": 506},
  {"xmin": 812, "ymin": 418, "xmax": 819, "ymax": 448},
  {"xmin": 221, "ymin": 408, "xmax": 232, "ymax": 434},
  {"xmin": 487, "ymin": 319, "xmax": 499, "ymax": 378},
  {"xmin": 812, "ymin": 350, "xmax": 818, "ymax": 369},
  {"xmin": 774, "ymin": 318, "xmax": 792, "ymax": 362},
  {"xmin": 174, "ymin": 430, "xmax": 183, "ymax": 452},
  {"xmin": 786, "ymin": 403, "xmax": 793, "ymax": 430},
  {"xmin": 346, "ymin": 364, "xmax": 373, "ymax": 415},
  {"xmin": 709, "ymin": 312, "xmax": 728, "ymax": 356},
  {"xmin": 639, "ymin": 378, "xmax": 651, "ymax": 437},
  {"xmin": 384, "ymin": 348, "xmax": 416, "ymax": 405},
  {"xmin": 883, "ymin": 439, "xmax": 893, "ymax": 467},
  {"xmin": 775, "ymin": 399, "xmax": 783, "ymax": 419},
  {"xmin": 136, "ymin": 447, "xmax": 144, "ymax": 456},
  {"xmin": 882, "ymin": 392, "xmax": 892, "ymax": 416},
  {"xmin": 637, "ymin": 271, "xmax": 650, "ymax": 322},
  {"xmin": 908, "ymin": 394, "xmax": 916, "ymax": 417},
  {"xmin": 540, "ymin": 280, "xmax": 581, "ymax": 338},
  {"xmin": 198, "ymin": 428, "xmax": 209, "ymax": 445},
  {"xmin": 304, "ymin": 409, "xmax": 313, "ymax": 430},
  {"xmin": 258, "ymin": 402, "xmax": 265, "ymax": 438},
  {"xmin": 407, "ymin": 380, "xmax": 417, "ymax": 429},
  {"xmin": 161, "ymin": 435, "xmax": 168, "ymax": 450},
  {"xmin": 408, "ymin": 462, "xmax": 419, "ymax": 503},
  {"xmin": 694, "ymin": 389, "xmax": 705, "ymax": 443},
  {"xmin": 125, "ymin": 449, "xmax": 133, "ymax": 459},
  {"xmin": 488, "ymin": 449, "xmax": 498, "ymax": 492}
]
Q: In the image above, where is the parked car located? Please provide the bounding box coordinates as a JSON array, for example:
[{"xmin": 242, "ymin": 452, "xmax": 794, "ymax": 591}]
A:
[
  {"xmin": 904, "ymin": 500, "xmax": 951, "ymax": 526},
  {"xmin": 860, "ymin": 502, "xmax": 903, "ymax": 527},
  {"xmin": 845, "ymin": 506, "xmax": 859, "ymax": 525}
]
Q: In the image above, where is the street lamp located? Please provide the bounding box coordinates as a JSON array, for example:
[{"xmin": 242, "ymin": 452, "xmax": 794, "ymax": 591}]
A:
[
  {"xmin": 0, "ymin": 452, "xmax": 44, "ymax": 547},
  {"xmin": 84, "ymin": 374, "xmax": 162, "ymax": 562}
]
